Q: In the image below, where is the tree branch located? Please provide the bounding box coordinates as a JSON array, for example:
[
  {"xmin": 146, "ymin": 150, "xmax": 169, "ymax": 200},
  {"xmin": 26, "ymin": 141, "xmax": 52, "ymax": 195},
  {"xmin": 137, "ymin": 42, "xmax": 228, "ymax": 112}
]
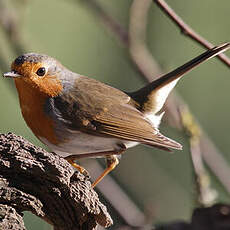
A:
[
  {"xmin": 154, "ymin": 0, "xmax": 230, "ymax": 67},
  {"xmin": 0, "ymin": 132, "xmax": 112, "ymax": 230},
  {"xmin": 0, "ymin": 205, "xmax": 26, "ymax": 230}
]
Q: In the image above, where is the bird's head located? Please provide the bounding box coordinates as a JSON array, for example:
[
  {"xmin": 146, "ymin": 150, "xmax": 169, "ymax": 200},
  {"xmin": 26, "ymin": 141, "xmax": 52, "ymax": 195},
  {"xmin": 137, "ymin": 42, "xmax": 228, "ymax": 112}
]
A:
[{"xmin": 3, "ymin": 53, "xmax": 72, "ymax": 97}]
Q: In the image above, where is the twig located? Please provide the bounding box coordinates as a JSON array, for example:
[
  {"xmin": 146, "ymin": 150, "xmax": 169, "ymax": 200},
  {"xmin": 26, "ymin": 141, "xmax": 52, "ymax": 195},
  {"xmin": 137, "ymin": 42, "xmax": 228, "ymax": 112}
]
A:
[
  {"xmin": 154, "ymin": 0, "xmax": 230, "ymax": 68},
  {"xmin": 0, "ymin": 133, "xmax": 112, "ymax": 230},
  {"xmin": 180, "ymin": 106, "xmax": 218, "ymax": 206},
  {"xmin": 80, "ymin": 0, "xmax": 128, "ymax": 46}
]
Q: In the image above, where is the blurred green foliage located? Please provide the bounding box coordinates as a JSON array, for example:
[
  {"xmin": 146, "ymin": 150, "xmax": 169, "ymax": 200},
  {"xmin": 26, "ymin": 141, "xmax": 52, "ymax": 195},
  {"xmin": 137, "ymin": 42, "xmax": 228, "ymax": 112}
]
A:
[{"xmin": 0, "ymin": 0, "xmax": 230, "ymax": 229}]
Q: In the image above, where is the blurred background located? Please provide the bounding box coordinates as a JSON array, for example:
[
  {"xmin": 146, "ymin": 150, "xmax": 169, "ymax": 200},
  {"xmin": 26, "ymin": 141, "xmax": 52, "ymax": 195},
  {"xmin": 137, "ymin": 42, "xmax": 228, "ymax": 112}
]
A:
[{"xmin": 0, "ymin": 0, "xmax": 230, "ymax": 229}]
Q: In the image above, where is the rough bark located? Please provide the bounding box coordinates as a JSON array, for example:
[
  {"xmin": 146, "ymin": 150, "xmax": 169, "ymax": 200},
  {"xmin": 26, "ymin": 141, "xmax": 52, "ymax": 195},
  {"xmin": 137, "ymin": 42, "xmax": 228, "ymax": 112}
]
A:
[{"xmin": 0, "ymin": 132, "xmax": 112, "ymax": 230}]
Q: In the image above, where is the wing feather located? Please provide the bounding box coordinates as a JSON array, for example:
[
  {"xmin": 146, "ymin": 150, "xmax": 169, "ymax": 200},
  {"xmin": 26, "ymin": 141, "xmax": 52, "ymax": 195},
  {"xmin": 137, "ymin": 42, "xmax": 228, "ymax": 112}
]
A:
[
  {"xmin": 93, "ymin": 105, "xmax": 182, "ymax": 150},
  {"xmin": 52, "ymin": 76, "xmax": 182, "ymax": 150}
]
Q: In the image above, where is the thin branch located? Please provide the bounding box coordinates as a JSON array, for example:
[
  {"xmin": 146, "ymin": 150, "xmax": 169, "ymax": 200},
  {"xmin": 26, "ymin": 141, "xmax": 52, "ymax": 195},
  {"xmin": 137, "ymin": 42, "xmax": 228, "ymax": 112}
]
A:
[
  {"xmin": 80, "ymin": 0, "xmax": 128, "ymax": 46},
  {"xmin": 154, "ymin": 0, "xmax": 230, "ymax": 67},
  {"xmin": 180, "ymin": 106, "xmax": 218, "ymax": 206}
]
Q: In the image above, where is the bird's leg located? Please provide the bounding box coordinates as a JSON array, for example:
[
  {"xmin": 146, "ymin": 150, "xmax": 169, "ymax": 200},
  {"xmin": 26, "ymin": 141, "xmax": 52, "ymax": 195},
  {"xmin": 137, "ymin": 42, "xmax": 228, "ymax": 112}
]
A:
[
  {"xmin": 91, "ymin": 155, "xmax": 119, "ymax": 188},
  {"xmin": 65, "ymin": 157, "xmax": 89, "ymax": 177},
  {"xmin": 91, "ymin": 145, "xmax": 126, "ymax": 188},
  {"xmin": 65, "ymin": 144, "xmax": 126, "ymax": 187}
]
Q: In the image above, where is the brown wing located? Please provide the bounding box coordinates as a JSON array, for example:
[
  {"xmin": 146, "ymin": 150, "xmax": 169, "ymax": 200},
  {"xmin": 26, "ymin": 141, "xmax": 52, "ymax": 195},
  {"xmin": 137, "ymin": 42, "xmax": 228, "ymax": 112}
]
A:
[
  {"xmin": 91, "ymin": 103, "xmax": 181, "ymax": 150},
  {"xmin": 54, "ymin": 76, "xmax": 182, "ymax": 150}
]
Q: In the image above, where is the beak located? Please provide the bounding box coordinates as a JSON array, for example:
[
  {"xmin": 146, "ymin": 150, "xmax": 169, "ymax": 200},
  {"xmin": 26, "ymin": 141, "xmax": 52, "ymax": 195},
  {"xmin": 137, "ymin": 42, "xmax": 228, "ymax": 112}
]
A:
[{"xmin": 3, "ymin": 71, "xmax": 22, "ymax": 78}]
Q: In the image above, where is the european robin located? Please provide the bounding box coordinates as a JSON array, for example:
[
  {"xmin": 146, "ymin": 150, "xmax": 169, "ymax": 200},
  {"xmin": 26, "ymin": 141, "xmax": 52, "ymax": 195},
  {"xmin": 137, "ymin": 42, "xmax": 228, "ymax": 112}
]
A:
[{"xmin": 3, "ymin": 43, "xmax": 230, "ymax": 187}]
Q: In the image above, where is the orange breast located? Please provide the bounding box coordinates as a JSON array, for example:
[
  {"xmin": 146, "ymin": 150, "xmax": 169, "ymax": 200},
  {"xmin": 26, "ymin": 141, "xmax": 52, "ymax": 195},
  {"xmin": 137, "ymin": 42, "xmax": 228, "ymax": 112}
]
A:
[{"xmin": 14, "ymin": 79, "xmax": 58, "ymax": 145}]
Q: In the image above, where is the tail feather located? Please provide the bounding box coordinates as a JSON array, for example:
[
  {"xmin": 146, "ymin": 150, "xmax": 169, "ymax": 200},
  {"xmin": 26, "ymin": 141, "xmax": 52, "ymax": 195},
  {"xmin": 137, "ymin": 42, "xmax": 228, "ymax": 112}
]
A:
[
  {"xmin": 140, "ymin": 132, "xmax": 182, "ymax": 151},
  {"xmin": 129, "ymin": 43, "xmax": 230, "ymax": 114}
]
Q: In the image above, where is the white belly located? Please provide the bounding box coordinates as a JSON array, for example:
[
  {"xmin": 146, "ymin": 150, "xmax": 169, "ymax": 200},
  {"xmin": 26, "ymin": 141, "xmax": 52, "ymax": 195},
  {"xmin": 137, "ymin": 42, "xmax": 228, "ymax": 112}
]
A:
[{"xmin": 39, "ymin": 131, "xmax": 138, "ymax": 158}]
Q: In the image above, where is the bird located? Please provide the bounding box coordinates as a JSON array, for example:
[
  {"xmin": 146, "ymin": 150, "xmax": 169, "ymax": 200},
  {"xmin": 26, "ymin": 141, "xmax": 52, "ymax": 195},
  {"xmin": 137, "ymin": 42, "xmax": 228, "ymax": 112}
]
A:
[{"xmin": 3, "ymin": 43, "xmax": 230, "ymax": 188}]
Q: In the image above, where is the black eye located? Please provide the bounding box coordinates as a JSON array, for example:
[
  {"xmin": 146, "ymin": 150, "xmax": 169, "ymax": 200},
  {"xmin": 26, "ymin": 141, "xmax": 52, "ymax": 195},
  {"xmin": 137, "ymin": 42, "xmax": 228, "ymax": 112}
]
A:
[{"xmin": 36, "ymin": 67, "xmax": 46, "ymax": 76}]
